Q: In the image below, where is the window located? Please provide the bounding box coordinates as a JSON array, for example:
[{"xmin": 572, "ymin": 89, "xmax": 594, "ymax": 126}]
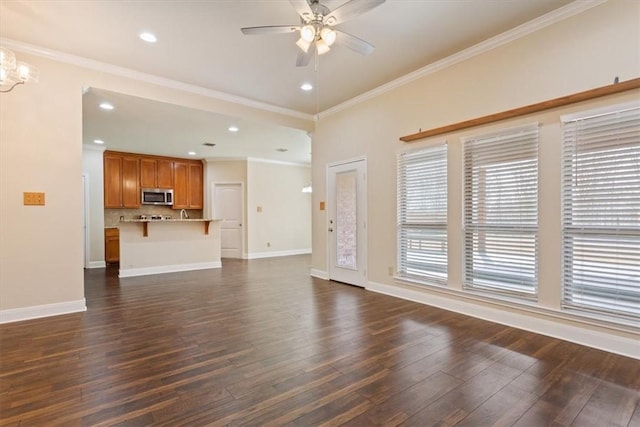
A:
[
  {"xmin": 561, "ymin": 103, "xmax": 640, "ymax": 322},
  {"xmin": 463, "ymin": 124, "xmax": 539, "ymax": 298},
  {"xmin": 397, "ymin": 143, "xmax": 447, "ymax": 284}
]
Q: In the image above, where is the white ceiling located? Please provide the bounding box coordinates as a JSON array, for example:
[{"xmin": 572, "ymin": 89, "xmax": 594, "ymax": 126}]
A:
[
  {"xmin": 83, "ymin": 88, "xmax": 312, "ymax": 163},
  {"xmin": 1, "ymin": 0, "xmax": 574, "ymax": 162}
]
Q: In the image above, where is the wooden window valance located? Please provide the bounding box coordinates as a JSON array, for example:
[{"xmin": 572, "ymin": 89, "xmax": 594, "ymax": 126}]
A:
[{"xmin": 399, "ymin": 78, "xmax": 640, "ymax": 143}]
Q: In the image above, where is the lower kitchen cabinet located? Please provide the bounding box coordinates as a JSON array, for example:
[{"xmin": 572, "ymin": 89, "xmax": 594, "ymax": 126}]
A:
[{"xmin": 105, "ymin": 228, "xmax": 120, "ymax": 264}]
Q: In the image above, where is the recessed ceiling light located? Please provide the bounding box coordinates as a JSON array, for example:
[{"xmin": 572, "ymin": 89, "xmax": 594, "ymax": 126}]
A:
[
  {"xmin": 139, "ymin": 32, "xmax": 157, "ymax": 43},
  {"xmin": 99, "ymin": 102, "xmax": 114, "ymax": 110},
  {"xmin": 228, "ymin": 126, "xmax": 239, "ymax": 132},
  {"xmin": 188, "ymin": 151, "xmax": 196, "ymax": 156},
  {"xmin": 93, "ymin": 139, "xmax": 104, "ymax": 144},
  {"xmin": 300, "ymin": 83, "xmax": 313, "ymax": 91}
]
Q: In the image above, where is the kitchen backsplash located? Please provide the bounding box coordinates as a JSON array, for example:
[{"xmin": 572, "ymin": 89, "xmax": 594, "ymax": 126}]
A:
[{"xmin": 105, "ymin": 206, "xmax": 203, "ymax": 227}]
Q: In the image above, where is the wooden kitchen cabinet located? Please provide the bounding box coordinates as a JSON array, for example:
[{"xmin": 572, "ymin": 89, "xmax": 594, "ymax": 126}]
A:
[
  {"xmin": 188, "ymin": 162, "xmax": 203, "ymax": 208},
  {"xmin": 173, "ymin": 161, "xmax": 203, "ymax": 209},
  {"xmin": 140, "ymin": 158, "xmax": 173, "ymax": 189},
  {"xmin": 105, "ymin": 228, "xmax": 120, "ymax": 264},
  {"xmin": 104, "ymin": 152, "xmax": 140, "ymax": 208}
]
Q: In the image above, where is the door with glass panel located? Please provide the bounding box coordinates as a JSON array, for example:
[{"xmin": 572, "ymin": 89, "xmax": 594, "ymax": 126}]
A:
[{"xmin": 328, "ymin": 159, "xmax": 367, "ymax": 287}]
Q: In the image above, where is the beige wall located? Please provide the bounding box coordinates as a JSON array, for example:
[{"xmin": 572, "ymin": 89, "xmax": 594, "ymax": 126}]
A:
[
  {"xmin": 247, "ymin": 160, "xmax": 311, "ymax": 257},
  {"xmin": 0, "ymin": 55, "xmax": 85, "ymax": 312},
  {"xmin": 0, "ymin": 51, "xmax": 313, "ymax": 317},
  {"xmin": 312, "ymin": 0, "xmax": 639, "ymax": 352}
]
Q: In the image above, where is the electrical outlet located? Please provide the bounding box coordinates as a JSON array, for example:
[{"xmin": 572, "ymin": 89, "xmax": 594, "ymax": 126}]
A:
[
  {"xmin": 24, "ymin": 192, "xmax": 45, "ymax": 206},
  {"xmin": 267, "ymin": 242, "xmax": 271, "ymax": 247}
]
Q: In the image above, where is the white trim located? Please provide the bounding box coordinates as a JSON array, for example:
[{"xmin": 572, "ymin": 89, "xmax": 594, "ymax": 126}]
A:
[
  {"xmin": 118, "ymin": 261, "xmax": 222, "ymax": 278},
  {"xmin": 0, "ymin": 37, "xmax": 313, "ymax": 122},
  {"xmin": 310, "ymin": 269, "xmax": 329, "ymax": 280},
  {"xmin": 87, "ymin": 261, "xmax": 107, "ymax": 269},
  {"xmin": 204, "ymin": 157, "xmax": 249, "ymax": 163},
  {"xmin": 204, "ymin": 157, "xmax": 311, "ymax": 167},
  {"xmin": 326, "ymin": 156, "xmax": 368, "ymax": 169},
  {"xmin": 244, "ymin": 249, "xmax": 311, "ymax": 260},
  {"xmin": 318, "ymin": 0, "xmax": 608, "ymax": 119},
  {"xmin": 82, "ymin": 173, "xmax": 90, "ymax": 269},
  {"xmin": 0, "ymin": 299, "xmax": 87, "ymax": 324},
  {"xmin": 82, "ymin": 144, "xmax": 107, "ymax": 152},
  {"xmin": 246, "ymin": 157, "xmax": 311, "ymax": 168},
  {"xmin": 366, "ymin": 281, "xmax": 639, "ymax": 360}
]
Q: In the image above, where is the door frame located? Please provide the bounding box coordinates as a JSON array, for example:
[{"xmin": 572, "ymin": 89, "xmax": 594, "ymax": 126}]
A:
[
  {"xmin": 211, "ymin": 181, "xmax": 245, "ymax": 259},
  {"xmin": 326, "ymin": 156, "xmax": 367, "ymax": 287},
  {"xmin": 82, "ymin": 173, "xmax": 90, "ymax": 269}
]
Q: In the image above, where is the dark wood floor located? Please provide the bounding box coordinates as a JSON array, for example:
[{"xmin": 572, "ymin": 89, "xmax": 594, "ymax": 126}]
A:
[{"xmin": 0, "ymin": 255, "xmax": 638, "ymax": 426}]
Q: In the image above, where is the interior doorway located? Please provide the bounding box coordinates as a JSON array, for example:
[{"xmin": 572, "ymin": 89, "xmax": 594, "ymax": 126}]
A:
[
  {"xmin": 327, "ymin": 158, "xmax": 367, "ymax": 287},
  {"xmin": 213, "ymin": 182, "xmax": 244, "ymax": 258}
]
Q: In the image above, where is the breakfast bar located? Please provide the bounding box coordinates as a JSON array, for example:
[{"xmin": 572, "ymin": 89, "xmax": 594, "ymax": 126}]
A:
[{"xmin": 118, "ymin": 219, "xmax": 222, "ymax": 278}]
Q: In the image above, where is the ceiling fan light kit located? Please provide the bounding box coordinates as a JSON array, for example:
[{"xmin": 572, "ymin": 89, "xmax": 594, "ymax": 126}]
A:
[
  {"xmin": 300, "ymin": 24, "xmax": 316, "ymax": 42},
  {"xmin": 240, "ymin": 0, "xmax": 385, "ymax": 67}
]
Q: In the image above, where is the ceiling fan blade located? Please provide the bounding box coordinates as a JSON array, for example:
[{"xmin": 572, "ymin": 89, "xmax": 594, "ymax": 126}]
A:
[
  {"xmin": 241, "ymin": 25, "xmax": 299, "ymax": 35},
  {"xmin": 324, "ymin": 0, "xmax": 385, "ymax": 26},
  {"xmin": 335, "ymin": 30, "xmax": 375, "ymax": 56},
  {"xmin": 289, "ymin": 0, "xmax": 314, "ymax": 21},
  {"xmin": 296, "ymin": 42, "xmax": 315, "ymax": 67}
]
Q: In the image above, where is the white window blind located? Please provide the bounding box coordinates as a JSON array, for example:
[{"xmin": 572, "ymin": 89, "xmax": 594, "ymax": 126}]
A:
[
  {"xmin": 398, "ymin": 144, "xmax": 447, "ymax": 284},
  {"xmin": 463, "ymin": 124, "xmax": 539, "ymax": 298},
  {"xmin": 561, "ymin": 103, "xmax": 640, "ymax": 322}
]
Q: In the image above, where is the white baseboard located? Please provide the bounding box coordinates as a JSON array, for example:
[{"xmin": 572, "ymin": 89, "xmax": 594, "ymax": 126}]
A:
[
  {"xmin": 310, "ymin": 269, "xmax": 329, "ymax": 280},
  {"xmin": 366, "ymin": 281, "xmax": 640, "ymax": 360},
  {"xmin": 245, "ymin": 249, "xmax": 311, "ymax": 260},
  {"xmin": 86, "ymin": 261, "xmax": 106, "ymax": 269},
  {"xmin": 0, "ymin": 299, "xmax": 87, "ymax": 324},
  {"xmin": 119, "ymin": 261, "xmax": 222, "ymax": 278}
]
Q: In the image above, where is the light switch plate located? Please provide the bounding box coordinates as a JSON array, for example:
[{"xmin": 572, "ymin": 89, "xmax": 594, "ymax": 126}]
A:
[{"xmin": 24, "ymin": 192, "xmax": 45, "ymax": 206}]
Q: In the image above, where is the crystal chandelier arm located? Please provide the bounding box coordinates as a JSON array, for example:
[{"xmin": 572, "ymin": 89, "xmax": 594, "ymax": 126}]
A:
[{"xmin": 0, "ymin": 81, "xmax": 24, "ymax": 93}]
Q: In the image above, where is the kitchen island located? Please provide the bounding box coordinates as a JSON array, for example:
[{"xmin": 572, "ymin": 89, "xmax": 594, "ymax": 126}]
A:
[{"xmin": 118, "ymin": 219, "xmax": 221, "ymax": 278}]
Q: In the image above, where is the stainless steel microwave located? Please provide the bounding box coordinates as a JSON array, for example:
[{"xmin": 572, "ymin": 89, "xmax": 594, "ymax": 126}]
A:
[{"xmin": 141, "ymin": 188, "xmax": 173, "ymax": 206}]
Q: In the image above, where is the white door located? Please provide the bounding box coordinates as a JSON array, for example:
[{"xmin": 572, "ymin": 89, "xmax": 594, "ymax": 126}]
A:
[
  {"xmin": 328, "ymin": 159, "xmax": 367, "ymax": 287},
  {"xmin": 213, "ymin": 183, "xmax": 243, "ymax": 258}
]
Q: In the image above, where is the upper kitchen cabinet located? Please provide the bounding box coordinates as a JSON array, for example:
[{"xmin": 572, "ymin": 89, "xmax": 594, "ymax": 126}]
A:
[
  {"xmin": 173, "ymin": 161, "xmax": 203, "ymax": 209},
  {"xmin": 140, "ymin": 157, "xmax": 173, "ymax": 189},
  {"xmin": 104, "ymin": 152, "xmax": 140, "ymax": 208}
]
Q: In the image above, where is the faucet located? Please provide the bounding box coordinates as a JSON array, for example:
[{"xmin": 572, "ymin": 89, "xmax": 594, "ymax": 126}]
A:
[{"xmin": 180, "ymin": 209, "xmax": 189, "ymax": 220}]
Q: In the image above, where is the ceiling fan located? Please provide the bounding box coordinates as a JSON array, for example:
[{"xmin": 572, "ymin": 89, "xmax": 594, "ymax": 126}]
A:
[{"xmin": 241, "ymin": 0, "xmax": 385, "ymax": 67}]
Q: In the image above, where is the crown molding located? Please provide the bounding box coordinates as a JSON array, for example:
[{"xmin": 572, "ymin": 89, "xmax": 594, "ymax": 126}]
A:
[
  {"xmin": 0, "ymin": 37, "xmax": 314, "ymax": 122},
  {"xmin": 319, "ymin": 0, "xmax": 608, "ymax": 119},
  {"xmin": 204, "ymin": 156, "xmax": 310, "ymax": 167},
  {"xmin": 82, "ymin": 143, "xmax": 107, "ymax": 153},
  {"xmin": 247, "ymin": 157, "xmax": 311, "ymax": 167}
]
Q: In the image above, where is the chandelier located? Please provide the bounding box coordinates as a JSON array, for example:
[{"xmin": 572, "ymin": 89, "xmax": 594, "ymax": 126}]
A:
[{"xmin": 0, "ymin": 47, "xmax": 39, "ymax": 93}]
